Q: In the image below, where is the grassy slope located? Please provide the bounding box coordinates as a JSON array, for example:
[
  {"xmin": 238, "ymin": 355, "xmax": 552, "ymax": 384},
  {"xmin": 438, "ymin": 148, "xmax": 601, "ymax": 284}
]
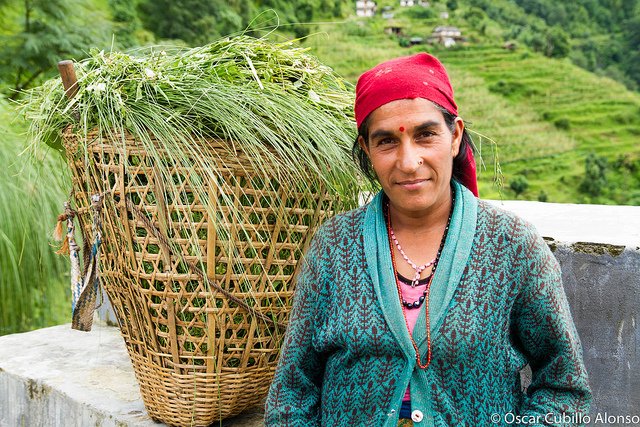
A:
[
  {"xmin": 305, "ymin": 19, "xmax": 640, "ymax": 204},
  {"xmin": 437, "ymin": 45, "xmax": 640, "ymax": 203}
]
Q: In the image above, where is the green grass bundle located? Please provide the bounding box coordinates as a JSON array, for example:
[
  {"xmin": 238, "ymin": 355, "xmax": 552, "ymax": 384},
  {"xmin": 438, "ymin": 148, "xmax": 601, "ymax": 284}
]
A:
[
  {"xmin": 20, "ymin": 33, "xmax": 366, "ymax": 318},
  {"xmin": 21, "ymin": 34, "xmax": 364, "ymax": 287},
  {"xmin": 22, "ymin": 34, "xmax": 364, "ymax": 251},
  {"xmin": 22, "ymin": 35, "xmax": 360, "ymax": 195}
]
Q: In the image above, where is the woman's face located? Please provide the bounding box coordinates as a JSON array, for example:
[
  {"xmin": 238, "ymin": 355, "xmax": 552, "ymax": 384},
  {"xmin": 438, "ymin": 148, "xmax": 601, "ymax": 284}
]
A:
[{"xmin": 359, "ymin": 98, "xmax": 463, "ymax": 218}]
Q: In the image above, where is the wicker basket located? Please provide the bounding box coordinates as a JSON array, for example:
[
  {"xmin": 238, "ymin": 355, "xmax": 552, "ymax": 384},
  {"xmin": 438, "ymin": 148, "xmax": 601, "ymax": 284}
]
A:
[{"xmin": 62, "ymin": 129, "xmax": 336, "ymax": 426}]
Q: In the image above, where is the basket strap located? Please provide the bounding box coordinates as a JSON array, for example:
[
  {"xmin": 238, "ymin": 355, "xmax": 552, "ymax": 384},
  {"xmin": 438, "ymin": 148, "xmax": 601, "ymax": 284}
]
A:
[
  {"xmin": 60, "ymin": 202, "xmax": 83, "ymax": 313},
  {"xmin": 125, "ymin": 199, "xmax": 287, "ymax": 332},
  {"xmin": 71, "ymin": 194, "xmax": 103, "ymax": 331}
]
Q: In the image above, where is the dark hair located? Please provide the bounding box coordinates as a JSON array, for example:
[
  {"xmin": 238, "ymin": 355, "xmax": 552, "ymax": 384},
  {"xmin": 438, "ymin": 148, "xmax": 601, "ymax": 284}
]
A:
[{"xmin": 352, "ymin": 102, "xmax": 474, "ymax": 186}]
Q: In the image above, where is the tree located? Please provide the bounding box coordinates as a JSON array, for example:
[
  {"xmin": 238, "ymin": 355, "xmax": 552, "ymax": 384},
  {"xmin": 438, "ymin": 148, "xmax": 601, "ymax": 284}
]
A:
[
  {"xmin": 0, "ymin": 0, "xmax": 105, "ymax": 99},
  {"xmin": 332, "ymin": 0, "xmax": 343, "ymax": 17},
  {"xmin": 545, "ymin": 27, "xmax": 570, "ymax": 58},
  {"xmin": 318, "ymin": 0, "xmax": 332, "ymax": 17},
  {"xmin": 463, "ymin": 7, "xmax": 487, "ymax": 28},
  {"xmin": 510, "ymin": 175, "xmax": 529, "ymax": 198},
  {"xmin": 138, "ymin": 0, "xmax": 242, "ymax": 45},
  {"xmin": 293, "ymin": 0, "xmax": 314, "ymax": 38},
  {"xmin": 109, "ymin": 0, "xmax": 140, "ymax": 48},
  {"xmin": 236, "ymin": 0, "xmax": 255, "ymax": 26},
  {"xmin": 622, "ymin": 14, "xmax": 640, "ymax": 88}
]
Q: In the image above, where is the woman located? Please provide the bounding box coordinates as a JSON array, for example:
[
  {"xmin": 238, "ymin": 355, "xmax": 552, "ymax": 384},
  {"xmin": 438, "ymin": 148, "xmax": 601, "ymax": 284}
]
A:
[{"xmin": 265, "ymin": 53, "xmax": 591, "ymax": 426}]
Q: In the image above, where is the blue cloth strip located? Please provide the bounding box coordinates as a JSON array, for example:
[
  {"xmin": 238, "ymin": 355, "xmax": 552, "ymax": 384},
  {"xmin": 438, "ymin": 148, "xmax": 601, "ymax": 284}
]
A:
[{"xmin": 399, "ymin": 400, "xmax": 412, "ymax": 419}]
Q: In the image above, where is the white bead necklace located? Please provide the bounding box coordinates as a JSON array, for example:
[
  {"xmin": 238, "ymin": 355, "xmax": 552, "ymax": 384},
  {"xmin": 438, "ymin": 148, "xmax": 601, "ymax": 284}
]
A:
[{"xmin": 389, "ymin": 228, "xmax": 436, "ymax": 287}]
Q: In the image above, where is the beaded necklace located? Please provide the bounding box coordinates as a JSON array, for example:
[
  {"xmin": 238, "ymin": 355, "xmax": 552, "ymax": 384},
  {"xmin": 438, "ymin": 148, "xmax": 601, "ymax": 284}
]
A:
[
  {"xmin": 384, "ymin": 187, "xmax": 454, "ymax": 370},
  {"xmin": 396, "ymin": 273, "xmax": 432, "ymax": 309},
  {"xmin": 390, "ymin": 228, "xmax": 436, "ymax": 288}
]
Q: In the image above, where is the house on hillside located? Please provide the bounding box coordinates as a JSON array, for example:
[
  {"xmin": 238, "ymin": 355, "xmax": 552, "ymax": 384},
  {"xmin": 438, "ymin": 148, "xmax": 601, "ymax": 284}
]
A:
[
  {"xmin": 356, "ymin": 0, "xmax": 377, "ymax": 17},
  {"xmin": 428, "ymin": 26, "xmax": 463, "ymax": 47},
  {"xmin": 384, "ymin": 25, "xmax": 404, "ymax": 36},
  {"xmin": 432, "ymin": 26, "xmax": 461, "ymax": 38},
  {"xmin": 400, "ymin": 0, "xmax": 429, "ymax": 6}
]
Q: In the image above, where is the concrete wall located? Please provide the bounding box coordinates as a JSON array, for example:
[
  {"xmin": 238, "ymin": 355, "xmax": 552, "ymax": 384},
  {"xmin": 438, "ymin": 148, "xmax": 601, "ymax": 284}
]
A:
[
  {"xmin": 555, "ymin": 242, "xmax": 639, "ymax": 417},
  {"xmin": 491, "ymin": 200, "xmax": 640, "ymax": 424},
  {"xmin": 0, "ymin": 200, "xmax": 638, "ymax": 426}
]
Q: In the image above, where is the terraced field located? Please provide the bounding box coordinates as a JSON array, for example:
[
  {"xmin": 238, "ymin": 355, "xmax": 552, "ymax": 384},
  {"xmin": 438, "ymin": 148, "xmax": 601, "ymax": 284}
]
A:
[
  {"xmin": 437, "ymin": 46, "xmax": 640, "ymax": 202},
  {"xmin": 307, "ymin": 28, "xmax": 640, "ymax": 204}
]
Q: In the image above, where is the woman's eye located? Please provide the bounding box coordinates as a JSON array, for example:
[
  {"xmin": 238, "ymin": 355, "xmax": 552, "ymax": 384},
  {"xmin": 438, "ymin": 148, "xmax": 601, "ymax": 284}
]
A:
[{"xmin": 416, "ymin": 131, "xmax": 434, "ymax": 139}]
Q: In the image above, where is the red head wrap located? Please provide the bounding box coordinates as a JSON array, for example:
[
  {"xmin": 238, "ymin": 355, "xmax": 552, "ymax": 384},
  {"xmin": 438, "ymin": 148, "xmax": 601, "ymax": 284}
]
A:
[{"xmin": 355, "ymin": 53, "xmax": 478, "ymax": 197}]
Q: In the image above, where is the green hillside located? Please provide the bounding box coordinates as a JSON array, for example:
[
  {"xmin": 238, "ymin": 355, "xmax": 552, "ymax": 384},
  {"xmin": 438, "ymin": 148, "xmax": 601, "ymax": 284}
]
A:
[
  {"xmin": 305, "ymin": 21, "xmax": 640, "ymax": 204},
  {"xmin": 436, "ymin": 45, "xmax": 640, "ymax": 203},
  {"xmin": 1, "ymin": 0, "xmax": 639, "ymax": 204}
]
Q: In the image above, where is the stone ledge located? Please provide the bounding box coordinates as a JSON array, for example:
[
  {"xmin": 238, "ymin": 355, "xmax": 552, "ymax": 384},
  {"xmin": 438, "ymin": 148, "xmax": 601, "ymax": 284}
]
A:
[
  {"xmin": 486, "ymin": 199, "xmax": 640, "ymax": 247},
  {"xmin": 0, "ymin": 324, "xmax": 264, "ymax": 427}
]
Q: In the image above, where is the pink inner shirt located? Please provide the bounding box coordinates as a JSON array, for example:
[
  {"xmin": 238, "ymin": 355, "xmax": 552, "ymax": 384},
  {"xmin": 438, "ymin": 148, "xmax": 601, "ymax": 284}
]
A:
[{"xmin": 398, "ymin": 276, "xmax": 429, "ymax": 402}]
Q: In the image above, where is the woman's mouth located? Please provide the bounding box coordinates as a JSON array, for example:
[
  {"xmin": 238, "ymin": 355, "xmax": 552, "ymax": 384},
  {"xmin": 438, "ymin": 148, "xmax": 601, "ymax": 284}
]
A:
[{"xmin": 396, "ymin": 178, "xmax": 429, "ymax": 190}]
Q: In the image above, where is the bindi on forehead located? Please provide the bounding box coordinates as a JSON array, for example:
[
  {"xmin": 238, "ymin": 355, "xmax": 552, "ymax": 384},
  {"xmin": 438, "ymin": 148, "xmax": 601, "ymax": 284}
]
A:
[{"xmin": 399, "ymin": 126, "xmax": 405, "ymax": 132}]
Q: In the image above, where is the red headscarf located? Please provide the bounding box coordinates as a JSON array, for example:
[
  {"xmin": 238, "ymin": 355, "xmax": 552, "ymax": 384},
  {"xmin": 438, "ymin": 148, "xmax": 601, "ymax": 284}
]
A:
[{"xmin": 355, "ymin": 53, "xmax": 478, "ymax": 197}]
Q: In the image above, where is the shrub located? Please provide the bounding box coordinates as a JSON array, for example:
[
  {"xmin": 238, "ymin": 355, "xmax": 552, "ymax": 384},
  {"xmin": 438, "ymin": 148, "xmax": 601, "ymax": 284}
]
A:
[
  {"xmin": 510, "ymin": 175, "xmax": 529, "ymax": 198},
  {"xmin": 554, "ymin": 118, "xmax": 571, "ymax": 130},
  {"xmin": 537, "ymin": 190, "xmax": 548, "ymax": 202}
]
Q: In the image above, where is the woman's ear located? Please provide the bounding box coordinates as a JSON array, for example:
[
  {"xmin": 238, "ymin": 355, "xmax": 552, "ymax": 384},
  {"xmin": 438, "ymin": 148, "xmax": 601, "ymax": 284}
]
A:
[
  {"xmin": 358, "ymin": 135, "xmax": 369, "ymax": 157},
  {"xmin": 452, "ymin": 117, "xmax": 464, "ymax": 157}
]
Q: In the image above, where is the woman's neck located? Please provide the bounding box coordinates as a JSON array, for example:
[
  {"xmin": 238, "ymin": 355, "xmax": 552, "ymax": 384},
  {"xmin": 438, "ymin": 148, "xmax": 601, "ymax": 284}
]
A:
[{"xmin": 387, "ymin": 191, "xmax": 453, "ymax": 235}]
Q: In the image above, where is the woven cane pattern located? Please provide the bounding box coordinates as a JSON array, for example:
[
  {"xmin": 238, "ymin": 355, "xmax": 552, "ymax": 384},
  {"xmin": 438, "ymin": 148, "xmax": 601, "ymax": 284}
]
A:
[
  {"xmin": 265, "ymin": 199, "xmax": 591, "ymax": 426},
  {"xmin": 62, "ymin": 129, "xmax": 336, "ymax": 426}
]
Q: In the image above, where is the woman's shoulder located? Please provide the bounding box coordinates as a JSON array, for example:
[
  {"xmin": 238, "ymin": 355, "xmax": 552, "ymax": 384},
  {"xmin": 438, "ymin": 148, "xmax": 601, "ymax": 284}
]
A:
[
  {"xmin": 301, "ymin": 203, "xmax": 369, "ymax": 266},
  {"xmin": 477, "ymin": 199, "xmax": 527, "ymax": 225},
  {"xmin": 314, "ymin": 202, "xmax": 369, "ymax": 242},
  {"xmin": 476, "ymin": 199, "xmax": 543, "ymax": 245}
]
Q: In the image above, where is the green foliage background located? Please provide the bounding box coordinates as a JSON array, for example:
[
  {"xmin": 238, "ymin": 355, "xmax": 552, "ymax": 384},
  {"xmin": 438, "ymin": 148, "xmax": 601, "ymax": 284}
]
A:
[
  {"xmin": 0, "ymin": 0, "xmax": 639, "ymax": 334},
  {"xmin": 0, "ymin": 98, "xmax": 69, "ymax": 335}
]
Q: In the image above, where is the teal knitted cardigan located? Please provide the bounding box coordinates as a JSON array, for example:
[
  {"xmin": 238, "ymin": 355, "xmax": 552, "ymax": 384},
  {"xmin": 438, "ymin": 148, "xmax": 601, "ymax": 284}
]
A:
[{"xmin": 265, "ymin": 181, "xmax": 591, "ymax": 426}]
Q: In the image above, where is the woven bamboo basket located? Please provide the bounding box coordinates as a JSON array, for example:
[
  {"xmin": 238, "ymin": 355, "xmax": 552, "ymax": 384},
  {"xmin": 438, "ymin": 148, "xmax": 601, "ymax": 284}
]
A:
[{"xmin": 62, "ymin": 128, "xmax": 336, "ymax": 426}]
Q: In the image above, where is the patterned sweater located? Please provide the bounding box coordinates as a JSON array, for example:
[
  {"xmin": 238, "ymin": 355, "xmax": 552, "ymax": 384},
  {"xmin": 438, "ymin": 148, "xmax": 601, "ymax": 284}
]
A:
[{"xmin": 265, "ymin": 181, "xmax": 591, "ymax": 426}]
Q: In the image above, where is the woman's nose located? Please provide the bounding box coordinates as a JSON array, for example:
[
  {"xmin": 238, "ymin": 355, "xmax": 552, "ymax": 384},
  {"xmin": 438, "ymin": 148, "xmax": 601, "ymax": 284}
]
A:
[{"xmin": 397, "ymin": 141, "xmax": 421, "ymax": 173}]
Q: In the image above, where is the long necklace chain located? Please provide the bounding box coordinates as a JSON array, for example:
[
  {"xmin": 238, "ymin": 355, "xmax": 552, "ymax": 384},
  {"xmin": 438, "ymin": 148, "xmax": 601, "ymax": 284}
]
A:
[{"xmin": 384, "ymin": 188, "xmax": 454, "ymax": 370}]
